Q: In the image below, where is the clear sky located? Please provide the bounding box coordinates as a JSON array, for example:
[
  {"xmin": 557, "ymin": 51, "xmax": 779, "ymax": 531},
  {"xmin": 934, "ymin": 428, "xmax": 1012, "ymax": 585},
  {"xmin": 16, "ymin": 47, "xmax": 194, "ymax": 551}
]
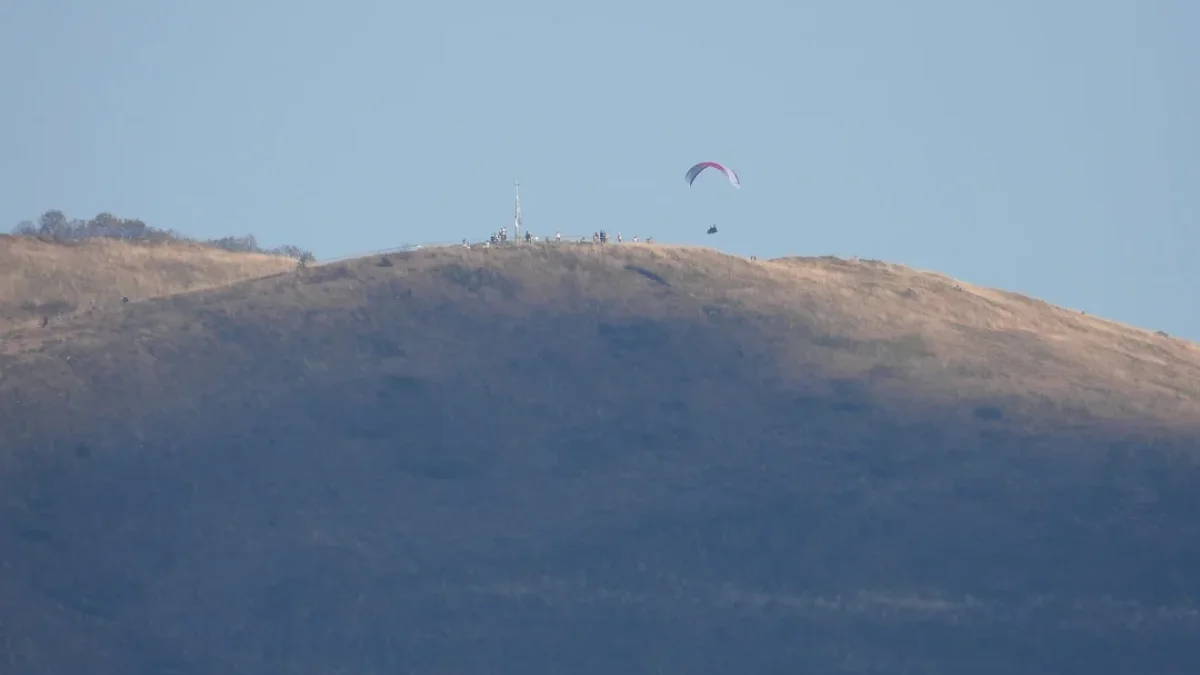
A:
[{"xmin": 2, "ymin": 1, "xmax": 1197, "ymax": 337}]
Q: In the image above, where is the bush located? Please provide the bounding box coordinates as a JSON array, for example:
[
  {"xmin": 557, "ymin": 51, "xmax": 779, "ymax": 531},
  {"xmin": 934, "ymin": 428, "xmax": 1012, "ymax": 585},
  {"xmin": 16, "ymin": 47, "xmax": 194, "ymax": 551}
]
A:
[{"xmin": 11, "ymin": 209, "xmax": 312, "ymax": 261}]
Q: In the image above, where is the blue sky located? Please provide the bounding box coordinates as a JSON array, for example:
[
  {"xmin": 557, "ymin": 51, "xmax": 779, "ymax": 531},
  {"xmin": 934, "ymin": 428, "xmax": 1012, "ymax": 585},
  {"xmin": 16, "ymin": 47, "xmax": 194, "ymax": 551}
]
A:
[{"xmin": 2, "ymin": 0, "xmax": 1197, "ymax": 337}]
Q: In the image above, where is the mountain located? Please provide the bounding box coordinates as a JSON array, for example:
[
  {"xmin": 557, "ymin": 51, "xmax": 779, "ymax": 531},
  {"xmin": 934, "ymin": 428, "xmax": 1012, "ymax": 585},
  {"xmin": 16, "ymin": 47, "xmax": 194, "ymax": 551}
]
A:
[{"xmin": 1, "ymin": 241, "xmax": 1198, "ymax": 674}]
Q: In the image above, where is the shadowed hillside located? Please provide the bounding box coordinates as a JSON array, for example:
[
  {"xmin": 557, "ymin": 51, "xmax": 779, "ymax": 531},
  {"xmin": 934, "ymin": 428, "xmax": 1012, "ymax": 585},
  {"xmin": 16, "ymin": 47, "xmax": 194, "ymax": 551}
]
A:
[
  {"xmin": 0, "ymin": 235, "xmax": 297, "ymax": 333},
  {"xmin": 2, "ymin": 242, "xmax": 1199, "ymax": 674}
]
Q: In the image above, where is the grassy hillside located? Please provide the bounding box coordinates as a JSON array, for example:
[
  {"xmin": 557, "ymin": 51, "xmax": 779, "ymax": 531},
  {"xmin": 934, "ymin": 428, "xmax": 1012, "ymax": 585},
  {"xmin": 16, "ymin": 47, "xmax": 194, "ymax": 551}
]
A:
[
  {"xmin": 1, "ymin": 241, "xmax": 1198, "ymax": 674},
  {"xmin": 0, "ymin": 234, "xmax": 297, "ymax": 332}
]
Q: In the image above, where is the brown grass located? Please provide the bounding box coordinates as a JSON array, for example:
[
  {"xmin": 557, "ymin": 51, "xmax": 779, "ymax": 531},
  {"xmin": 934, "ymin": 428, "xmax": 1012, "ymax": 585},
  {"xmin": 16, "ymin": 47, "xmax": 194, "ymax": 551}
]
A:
[
  {"xmin": 755, "ymin": 253, "xmax": 1200, "ymax": 426},
  {"xmin": 331, "ymin": 243, "xmax": 1200, "ymax": 428},
  {"xmin": 0, "ymin": 235, "xmax": 296, "ymax": 332},
  {"xmin": 3, "ymin": 240, "xmax": 1199, "ymax": 449}
]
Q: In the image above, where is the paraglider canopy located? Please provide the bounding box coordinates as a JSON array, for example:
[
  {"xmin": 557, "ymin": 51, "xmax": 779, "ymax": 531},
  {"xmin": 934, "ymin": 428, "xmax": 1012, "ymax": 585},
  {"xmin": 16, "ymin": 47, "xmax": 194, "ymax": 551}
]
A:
[{"xmin": 686, "ymin": 161, "xmax": 740, "ymax": 189}]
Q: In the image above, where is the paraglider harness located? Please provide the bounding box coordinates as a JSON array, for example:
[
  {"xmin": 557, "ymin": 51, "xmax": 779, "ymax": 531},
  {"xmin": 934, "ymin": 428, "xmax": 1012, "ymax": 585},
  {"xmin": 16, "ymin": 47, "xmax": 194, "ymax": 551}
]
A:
[{"xmin": 707, "ymin": 225, "xmax": 718, "ymax": 235}]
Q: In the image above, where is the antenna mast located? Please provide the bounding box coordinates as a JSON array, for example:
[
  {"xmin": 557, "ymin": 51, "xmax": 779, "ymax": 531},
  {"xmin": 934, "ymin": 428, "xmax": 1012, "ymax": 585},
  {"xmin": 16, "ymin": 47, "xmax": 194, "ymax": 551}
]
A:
[{"xmin": 513, "ymin": 180, "xmax": 522, "ymax": 241}]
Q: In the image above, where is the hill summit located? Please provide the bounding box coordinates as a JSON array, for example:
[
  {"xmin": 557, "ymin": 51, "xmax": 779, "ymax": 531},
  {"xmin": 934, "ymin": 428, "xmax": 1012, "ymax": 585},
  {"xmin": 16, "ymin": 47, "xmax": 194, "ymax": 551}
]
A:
[{"xmin": 1, "ymin": 240, "xmax": 1198, "ymax": 674}]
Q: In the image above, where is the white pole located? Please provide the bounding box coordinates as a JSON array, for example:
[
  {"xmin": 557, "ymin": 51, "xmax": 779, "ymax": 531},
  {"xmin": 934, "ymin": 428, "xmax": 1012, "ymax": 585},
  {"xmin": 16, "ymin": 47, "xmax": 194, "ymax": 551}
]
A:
[{"xmin": 514, "ymin": 180, "xmax": 522, "ymax": 242}]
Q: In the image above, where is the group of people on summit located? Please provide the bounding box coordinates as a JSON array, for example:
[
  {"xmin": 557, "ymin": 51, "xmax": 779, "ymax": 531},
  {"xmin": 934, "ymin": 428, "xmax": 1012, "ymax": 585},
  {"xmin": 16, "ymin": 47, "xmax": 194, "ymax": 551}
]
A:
[{"xmin": 474, "ymin": 227, "xmax": 656, "ymax": 248}]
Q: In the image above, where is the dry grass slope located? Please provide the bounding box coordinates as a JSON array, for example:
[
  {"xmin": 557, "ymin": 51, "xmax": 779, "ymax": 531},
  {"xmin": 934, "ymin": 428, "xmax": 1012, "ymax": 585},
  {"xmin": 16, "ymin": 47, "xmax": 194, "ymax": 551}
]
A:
[
  {"xmin": 1, "ymin": 240, "xmax": 1199, "ymax": 674},
  {"xmin": 2, "ymin": 239, "xmax": 1200, "ymax": 444},
  {"xmin": 0, "ymin": 235, "xmax": 296, "ymax": 332},
  {"xmin": 761, "ymin": 253, "xmax": 1200, "ymax": 427}
]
